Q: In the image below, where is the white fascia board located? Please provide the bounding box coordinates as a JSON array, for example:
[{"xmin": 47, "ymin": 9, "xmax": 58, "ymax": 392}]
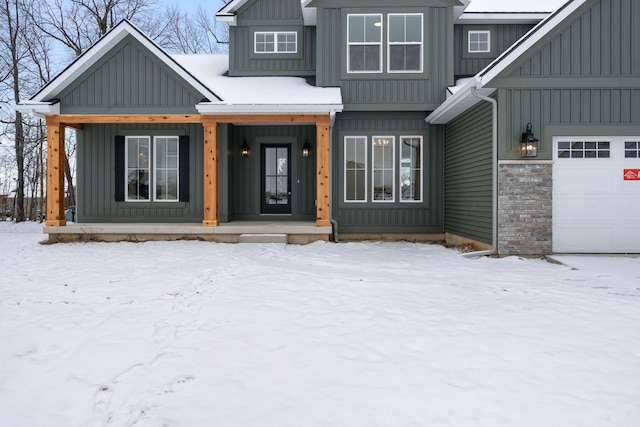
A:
[
  {"xmin": 217, "ymin": 0, "xmax": 249, "ymax": 14},
  {"xmin": 477, "ymin": 0, "xmax": 587, "ymax": 87},
  {"xmin": 216, "ymin": 14, "xmax": 237, "ymax": 25},
  {"xmin": 30, "ymin": 20, "xmax": 219, "ymax": 104},
  {"xmin": 426, "ymin": 79, "xmax": 495, "ymax": 124},
  {"xmin": 456, "ymin": 12, "xmax": 550, "ymax": 24},
  {"xmin": 12, "ymin": 101, "xmax": 60, "ymax": 119},
  {"xmin": 196, "ymin": 103, "xmax": 344, "ymax": 115},
  {"xmin": 301, "ymin": 0, "xmax": 317, "ymax": 26}
]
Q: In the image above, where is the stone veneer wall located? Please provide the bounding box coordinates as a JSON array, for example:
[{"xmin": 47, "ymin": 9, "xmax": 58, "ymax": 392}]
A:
[{"xmin": 498, "ymin": 161, "xmax": 553, "ymax": 255}]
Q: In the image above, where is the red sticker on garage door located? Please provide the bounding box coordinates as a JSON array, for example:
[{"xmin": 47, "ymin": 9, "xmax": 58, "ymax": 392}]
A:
[{"xmin": 624, "ymin": 169, "xmax": 640, "ymax": 180}]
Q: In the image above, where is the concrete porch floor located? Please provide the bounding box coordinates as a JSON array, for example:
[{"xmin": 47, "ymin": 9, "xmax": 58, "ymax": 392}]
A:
[{"xmin": 43, "ymin": 221, "xmax": 332, "ymax": 244}]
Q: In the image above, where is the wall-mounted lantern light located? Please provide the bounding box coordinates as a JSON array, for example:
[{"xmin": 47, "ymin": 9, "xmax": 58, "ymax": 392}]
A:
[
  {"xmin": 241, "ymin": 140, "xmax": 250, "ymax": 158},
  {"xmin": 520, "ymin": 123, "xmax": 539, "ymax": 158},
  {"xmin": 302, "ymin": 140, "xmax": 311, "ymax": 158}
]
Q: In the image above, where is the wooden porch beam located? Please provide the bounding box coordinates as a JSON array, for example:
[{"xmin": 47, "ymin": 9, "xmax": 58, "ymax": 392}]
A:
[
  {"xmin": 202, "ymin": 121, "xmax": 219, "ymax": 226},
  {"xmin": 47, "ymin": 115, "xmax": 203, "ymax": 125},
  {"xmin": 45, "ymin": 116, "xmax": 66, "ymax": 226},
  {"xmin": 316, "ymin": 121, "xmax": 331, "ymax": 227},
  {"xmin": 203, "ymin": 114, "xmax": 331, "ymax": 125}
]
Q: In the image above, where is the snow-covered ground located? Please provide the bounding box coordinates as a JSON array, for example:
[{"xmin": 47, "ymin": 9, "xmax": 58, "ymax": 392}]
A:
[{"xmin": 1, "ymin": 221, "xmax": 639, "ymax": 427}]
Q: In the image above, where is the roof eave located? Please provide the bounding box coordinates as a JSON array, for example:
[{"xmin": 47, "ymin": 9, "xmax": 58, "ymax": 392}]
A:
[
  {"xmin": 196, "ymin": 103, "xmax": 344, "ymax": 115},
  {"xmin": 12, "ymin": 101, "xmax": 60, "ymax": 119}
]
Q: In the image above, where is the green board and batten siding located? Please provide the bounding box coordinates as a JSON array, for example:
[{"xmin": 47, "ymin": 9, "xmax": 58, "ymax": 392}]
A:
[
  {"xmin": 453, "ymin": 24, "xmax": 535, "ymax": 78},
  {"xmin": 491, "ymin": 0, "xmax": 640, "ymax": 160},
  {"xmin": 57, "ymin": 35, "xmax": 207, "ymax": 115},
  {"xmin": 76, "ymin": 123, "xmax": 204, "ymax": 223},
  {"xmin": 229, "ymin": 0, "xmax": 315, "ymax": 76},
  {"xmin": 444, "ymin": 102, "xmax": 493, "ymax": 245},
  {"xmin": 332, "ymin": 112, "xmax": 444, "ymax": 233},
  {"xmin": 315, "ymin": 6, "xmax": 454, "ymax": 110},
  {"xmin": 229, "ymin": 125, "xmax": 317, "ymax": 221}
]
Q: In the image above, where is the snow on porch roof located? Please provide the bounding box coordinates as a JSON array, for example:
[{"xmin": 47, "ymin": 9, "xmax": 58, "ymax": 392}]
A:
[{"xmin": 171, "ymin": 54, "xmax": 343, "ymax": 115}]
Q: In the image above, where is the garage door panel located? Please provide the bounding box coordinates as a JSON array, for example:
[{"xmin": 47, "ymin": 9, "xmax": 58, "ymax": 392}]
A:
[{"xmin": 553, "ymin": 137, "xmax": 640, "ymax": 253}]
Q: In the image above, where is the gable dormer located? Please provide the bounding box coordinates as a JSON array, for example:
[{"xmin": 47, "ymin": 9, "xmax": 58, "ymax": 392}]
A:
[{"xmin": 217, "ymin": 0, "xmax": 316, "ymax": 77}]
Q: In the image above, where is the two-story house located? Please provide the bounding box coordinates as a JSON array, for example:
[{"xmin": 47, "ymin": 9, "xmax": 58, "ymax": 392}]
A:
[{"xmin": 15, "ymin": 0, "xmax": 640, "ymax": 254}]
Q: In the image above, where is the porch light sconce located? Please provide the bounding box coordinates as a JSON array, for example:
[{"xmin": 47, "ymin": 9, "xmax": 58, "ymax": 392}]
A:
[
  {"xmin": 520, "ymin": 123, "xmax": 539, "ymax": 158},
  {"xmin": 241, "ymin": 140, "xmax": 250, "ymax": 158},
  {"xmin": 302, "ymin": 140, "xmax": 311, "ymax": 158}
]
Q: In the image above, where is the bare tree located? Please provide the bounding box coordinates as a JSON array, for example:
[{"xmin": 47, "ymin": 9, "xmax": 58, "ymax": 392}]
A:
[
  {"xmin": 159, "ymin": 4, "xmax": 229, "ymax": 54},
  {"xmin": 0, "ymin": 0, "xmax": 28, "ymax": 221}
]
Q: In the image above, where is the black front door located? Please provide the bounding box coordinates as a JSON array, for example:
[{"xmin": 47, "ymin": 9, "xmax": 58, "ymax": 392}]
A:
[{"xmin": 261, "ymin": 144, "xmax": 291, "ymax": 214}]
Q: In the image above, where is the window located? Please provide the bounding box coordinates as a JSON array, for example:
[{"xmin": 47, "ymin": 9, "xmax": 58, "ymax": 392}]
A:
[
  {"xmin": 400, "ymin": 136, "xmax": 422, "ymax": 202},
  {"xmin": 372, "ymin": 137, "xmax": 395, "ymax": 201},
  {"xmin": 347, "ymin": 14, "xmax": 382, "ymax": 72},
  {"xmin": 388, "ymin": 14, "xmax": 423, "ymax": 72},
  {"xmin": 254, "ymin": 31, "xmax": 297, "ymax": 53},
  {"xmin": 557, "ymin": 141, "xmax": 611, "ymax": 159},
  {"xmin": 125, "ymin": 136, "xmax": 179, "ymax": 202},
  {"xmin": 468, "ymin": 30, "xmax": 491, "ymax": 53},
  {"xmin": 625, "ymin": 141, "xmax": 640, "ymax": 158},
  {"xmin": 345, "ymin": 136, "xmax": 367, "ymax": 202}
]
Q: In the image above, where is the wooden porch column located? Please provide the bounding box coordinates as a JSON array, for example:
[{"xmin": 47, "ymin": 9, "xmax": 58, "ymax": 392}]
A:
[
  {"xmin": 202, "ymin": 120, "xmax": 219, "ymax": 226},
  {"xmin": 45, "ymin": 116, "xmax": 66, "ymax": 226},
  {"xmin": 316, "ymin": 119, "xmax": 331, "ymax": 227}
]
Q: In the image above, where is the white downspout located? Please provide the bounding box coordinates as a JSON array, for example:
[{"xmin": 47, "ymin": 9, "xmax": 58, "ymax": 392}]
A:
[{"xmin": 463, "ymin": 86, "xmax": 498, "ymax": 258}]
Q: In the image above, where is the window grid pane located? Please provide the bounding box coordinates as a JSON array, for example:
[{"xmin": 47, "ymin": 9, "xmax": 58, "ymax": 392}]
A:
[
  {"xmin": 388, "ymin": 14, "xmax": 422, "ymax": 72},
  {"xmin": 126, "ymin": 137, "xmax": 150, "ymax": 201},
  {"xmin": 468, "ymin": 30, "xmax": 490, "ymax": 53},
  {"xmin": 400, "ymin": 137, "xmax": 422, "ymax": 202},
  {"xmin": 345, "ymin": 136, "xmax": 367, "ymax": 202},
  {"xmin": 372, "ymin": 137, "xmax": 394, "ymax": 202},
  {"xmin": 348, "ymin": 14, "xmax": 382, "ymax": 72},
  {"xmin": 255, "ymin": 32, "xmax": 296, "ymax": 53},
  {"xmin": 625, "ymin": 141, "xmax": 640, "ymax": 158},
  {"xmin": 557, "ymin": 140, "xmax": 611, "ymax": 159},
  {"xmin": 154, "ymin": 137, "xmax": 179, "ymax": 201}
]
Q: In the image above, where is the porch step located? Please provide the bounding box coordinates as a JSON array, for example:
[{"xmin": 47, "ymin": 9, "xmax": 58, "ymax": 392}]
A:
[{"xmin": 238, "ymin": 233, "xmax": 288, "ymax": 244}]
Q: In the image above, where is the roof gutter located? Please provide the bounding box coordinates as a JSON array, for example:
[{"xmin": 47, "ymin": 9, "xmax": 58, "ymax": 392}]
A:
[{"xmin": 462, "ymin": 85, "xmax": 498, "ymax": 258}]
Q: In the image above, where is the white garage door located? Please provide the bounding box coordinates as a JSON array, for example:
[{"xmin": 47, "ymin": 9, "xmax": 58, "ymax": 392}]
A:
[{"xmin": 553, "ymin": 137, "xmax": 640, "ymax": 253}]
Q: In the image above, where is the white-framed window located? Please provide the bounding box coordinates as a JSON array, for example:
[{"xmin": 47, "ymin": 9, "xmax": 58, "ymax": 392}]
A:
[
  {"xmin": 388, "ymin": 13, "xmax": 423, "ymax": 72},
  {"xmin": 557, "ymin": 140, "xmax": 611, "ymax": 159},
  {"xmin": 400, "ymin": 136, "xmax": 422, "ymax": 202},
  {"xmin": 468, "ymin": 30, "xmax": 491, "ymax": 53},
  {"xmin": 344, "ymin": 136, "xmax": 368, "ymax": 202},
  {"xmin": 372, "ymin": 136, "xmax": 395, "ymax": 202},
  {"xmin": 347, "ymin": 14, "xmax": 383, "ymax": 73},
  {"xmin": 126, "ymin": 136, "xmax": 179, "ymax": 202},
  {"xmin": 254, "ymin": 31, "xmax": 297, "ymax": 53}
]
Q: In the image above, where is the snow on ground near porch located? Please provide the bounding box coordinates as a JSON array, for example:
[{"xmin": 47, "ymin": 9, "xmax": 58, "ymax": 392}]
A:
[{"xmin": 1, "ymin": 222, "xmax": 639, "ymax": 427}]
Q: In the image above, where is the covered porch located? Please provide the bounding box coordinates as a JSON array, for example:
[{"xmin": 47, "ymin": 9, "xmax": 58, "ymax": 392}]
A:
[{"xmin": 43, "ymin": 113, "xmax": 333, "ymax": 242}]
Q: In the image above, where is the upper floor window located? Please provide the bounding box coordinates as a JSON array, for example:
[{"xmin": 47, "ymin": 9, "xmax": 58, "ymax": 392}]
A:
[
  {"xmin": 388, "ymin": 14, "xmax": 423, "ymax": 73},
  {"xmin": 126, "ymin": 136, "xmax": 179, "ymax": 202},
  {"xmin": 255, "ymin": 31, "xmax": 297, "ymax": 54},
  {"xmin": 468, "ymin": 30, "xmax": 491, "ymax": 53},
  {"xmin": 347, "ymin": 14, "xmax": 382, "ymax": 73}
]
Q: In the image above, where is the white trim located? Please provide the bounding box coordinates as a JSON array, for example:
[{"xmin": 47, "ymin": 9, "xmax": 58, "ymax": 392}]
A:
[
  {"xmin": 399, "ymin": 135, "xmax": 423, "ymax": 203},
  {"xmin": 387, "ymin": 13, "xmax": 423, "ymax": 74},
  {"xmin": 125, "ymin": 136, "xmax": 152, "ymax": 202},
  {"xmin": 196, "ymin": 103, "xmax": 343, "ymax": 115},
  {"xmin": 344, "ymin": 136, "xmax": 368, "ymax": 203},
  {"xmin": 456, "ymin": 12, "xmax": 551, "ymax": 24},
  {"xmin": 468, "ymin": 30, "xmax": 491, "ymax": 53},
  {"xmin": 372, "ymin": 136, "xmax": 396, "ymax": 203},
  {"xmin": 153, "ymin": 136, "xmax": 180, "ymax": 202},
  {"xmin": 347, "ymin": 13, "xmax": 383, "ymax": 74},
  {"xmin": 254, "ymin": 31, "xmax": 298, "ymax": 54},
  {"xmin": 28, "ymin": 20, "xmax": 218, "ymax": 105},
  {"xmin": 12, "ymin": 101, "xmax": 60, "ymax": 118}
]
